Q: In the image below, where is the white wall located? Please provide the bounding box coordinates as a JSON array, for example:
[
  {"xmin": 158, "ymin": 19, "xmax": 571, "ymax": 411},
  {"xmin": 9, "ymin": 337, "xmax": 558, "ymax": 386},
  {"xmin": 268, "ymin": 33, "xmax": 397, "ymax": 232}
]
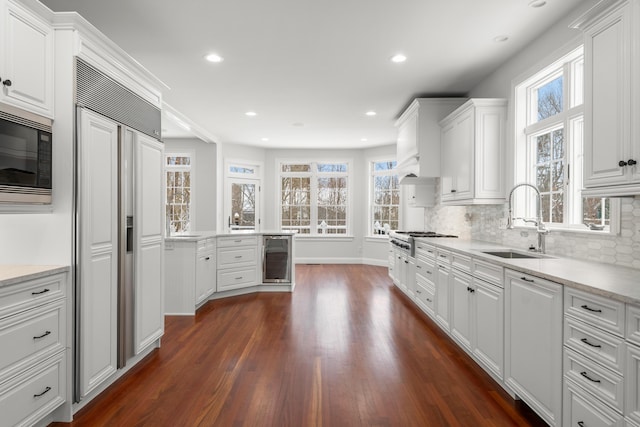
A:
[{"xmin": 164, "ymin": 138, "xmax": 217, "ymax": 231}]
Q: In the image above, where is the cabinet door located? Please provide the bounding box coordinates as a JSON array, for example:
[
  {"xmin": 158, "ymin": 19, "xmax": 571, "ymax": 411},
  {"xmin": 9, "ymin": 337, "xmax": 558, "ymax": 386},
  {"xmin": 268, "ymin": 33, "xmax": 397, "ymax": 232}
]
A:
[
  {"xmin": 583, "ymin": 3, "xmax": 631, "ymax": 187},
  {"xmin": 440, "ymin": 122, "xmax": 455, "ymax": 200},
  {"xmin": 626, "ymin": 344, "xmax": 640, "ymax": 425},
  {"xmin": 505, "ymin": 270, "xmax": 563, "ymax": 426},
  {"xmin": 397, "ymin": 112, "xmax": 418, "ymax": 167},
  {"xmin": 435, "ymin": 264, "xmax": 451, "ymax": 331},
  {"xmin": 196, "ymin": 252, "xmax": 215, "ymax": 304},
  {"xmin": 473, "ymin": 278, "xmax": 503, "ymax": 380},
  {"xmin": 77, "ymin": 109, "xmax": 118, "ymax": 399},
  {"xmin": 0, "ymin": 0, "xmax": 53, "ymax": 116},
  {"xmin": 452, "ymin": 111, "xmax": 474, "ymax": 200},
  {"xmin": 134, "ymin": 133, "xmax": 164, "ymax": 355},
  {"xmin": 450, "ymin": 269, "xmax": 473, "ymax": 352}
]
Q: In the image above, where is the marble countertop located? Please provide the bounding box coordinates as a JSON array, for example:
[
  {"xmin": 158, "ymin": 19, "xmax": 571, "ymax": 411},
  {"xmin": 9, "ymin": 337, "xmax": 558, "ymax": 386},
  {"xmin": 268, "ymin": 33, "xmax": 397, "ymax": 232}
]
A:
[
  {"xmin": 414, "ymin": 237, "xmax": 640, "ymax": 305},
  {"xmin": 0, "ymin": 265, "xmax": 70, "ymax": 288},
  {"xmin": 165, "ymin": 230, "xmax": 296, "ymax": 242}
]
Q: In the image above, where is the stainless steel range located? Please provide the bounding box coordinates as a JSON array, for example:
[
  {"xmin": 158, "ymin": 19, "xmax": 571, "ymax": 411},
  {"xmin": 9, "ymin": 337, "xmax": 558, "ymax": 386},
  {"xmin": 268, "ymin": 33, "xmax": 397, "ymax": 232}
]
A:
[{"xmin": 389, "ymin": 231, "xmax": 458, "ymax": 258}]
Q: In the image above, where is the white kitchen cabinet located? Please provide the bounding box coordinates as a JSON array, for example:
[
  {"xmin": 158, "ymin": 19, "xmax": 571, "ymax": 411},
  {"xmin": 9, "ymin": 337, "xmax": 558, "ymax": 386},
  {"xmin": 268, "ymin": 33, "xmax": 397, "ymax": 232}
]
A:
[
  {"xmin": 164, "ymin": 236, "xmax": 216, "ymax": 315},
  {"xmin": 395, "ymin": 98, "xmax": 466, "ymax": 184},
  {"xmin": 625, "ymin": 304, "xmax": 640, "ymax": 425},
  {"xmin": 392, "ymin": 249, "xmax": 415, "ymax": 299},
  {"xmin": 217, "ymin": 236, "xmax": 259, "ymax": 292},
  {"xmin": 564, "ymin": 377, "xmax": 624, "ymax": 427},
  {"xmin": 435, "ymin": 250, "xmax": 452, "ymax": 332},
  {"xmin": 133, "ymin": 133, "xmax": 164, "ymax": 355},
  {"xmin": 573, "ymin": 0, "xmax": 640, "ymax": 196},
  {"xmin": 505, "ymin": 269, "xmax": 563, "ymax": 427},
  {"xmin": 0, "ymin": 0, "xmax": 54, "ymax": 117},
  {"xmin": 0, "ymin": 269, "xmax": 70, "ymax": 426},
  {"xmin": 439, "ymin": 98, "xmax": 506, "ymax": 205},
  {"xmin": 450, "ymin": 268, "xmax": 473, "ymax": 351}
]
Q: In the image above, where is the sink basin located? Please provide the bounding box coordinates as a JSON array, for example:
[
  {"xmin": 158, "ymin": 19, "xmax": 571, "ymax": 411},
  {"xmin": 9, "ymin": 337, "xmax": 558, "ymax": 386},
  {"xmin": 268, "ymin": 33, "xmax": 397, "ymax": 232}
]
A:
[{"xmin": 481, "ymin": 250, "xmax": 547, "ymax": 259}]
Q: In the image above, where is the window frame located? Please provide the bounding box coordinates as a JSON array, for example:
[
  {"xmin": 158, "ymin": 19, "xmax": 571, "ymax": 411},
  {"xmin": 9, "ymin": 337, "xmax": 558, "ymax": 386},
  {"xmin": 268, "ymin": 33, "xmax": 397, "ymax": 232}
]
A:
[
  {"xmin": 368, "ymin": 157, "xmax": 398, "ymax": 238},
  {"xmin": 278, "ymin": 159, "xmax": 353, "ymax": 237},
  {"xmin": 165, "ymin": 152, "xmax": 194, "ymax": 234},
  {"xmin": 512, "ymin": 44, "xmax": 620, "ymax": 235}
]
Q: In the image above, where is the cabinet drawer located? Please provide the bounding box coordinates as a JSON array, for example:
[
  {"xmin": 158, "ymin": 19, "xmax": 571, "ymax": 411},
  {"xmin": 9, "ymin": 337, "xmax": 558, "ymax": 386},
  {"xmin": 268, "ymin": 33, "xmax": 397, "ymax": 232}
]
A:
[
  {"xmin": 415, "ymin": 276, "xmax": 435, "ymax": 316},
  {"xmin": 217, "ymin": 247, "xmax": 257, "ymax": 268},
  {"xmin": 472, "ymin": 258, "xmax": 503, "ymax": 287},
  {"xmin": 565, "ymin": 287, "xmax": 625, "ymax": 337},
  {"xmin": 217, "ymin": 236, "xmax": 258, "ymax": 248},
  {"xmin": 564, "ymin": 347, "xmax": 624, "ymax": 412},
  {"xmin": 0, "ymin": 353, "xmax": 65, "ymax": 427},
  {"xmin": 415, "ymin": 243, "xmax": 436, "ymax": 262},
  {"xmin": 415, "ymin": 259, "xmax": 435, "ymax": 282},
  {"xmin": 436, "ymin": 250, "xmax": 451, "ymax": 265},
  {"xmin": 565, "ymin": 316, "xmax": 625, "ymax": 375},
  {"xmin": 451, "ymin": 253, "xmax": 471, "ymax": 273},
  {"xmin": 564, "ymin": 377, "xmax": 623, "ymax": 427},
  {"xmin": 0, "ymin": 274, "xmax": 65, "ymax": 320},
  {"xmin": 217, "ymin": 267, "xmax": 257, "ymax": 292},
  {"xmin": 0, "ymin": 300, "xmax": 65, "ymax": 382}
]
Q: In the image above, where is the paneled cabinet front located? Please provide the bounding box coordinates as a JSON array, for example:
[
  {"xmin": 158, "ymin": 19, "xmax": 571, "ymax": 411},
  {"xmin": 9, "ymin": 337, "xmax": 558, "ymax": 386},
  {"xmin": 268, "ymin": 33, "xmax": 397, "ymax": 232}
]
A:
[
  {"xmin": 0, "ymin": 0, "xmax": 54, "ymax": 117},
  {"xmin": 217, "ymin": 236, "xmax": 259, "ymax": 292}
]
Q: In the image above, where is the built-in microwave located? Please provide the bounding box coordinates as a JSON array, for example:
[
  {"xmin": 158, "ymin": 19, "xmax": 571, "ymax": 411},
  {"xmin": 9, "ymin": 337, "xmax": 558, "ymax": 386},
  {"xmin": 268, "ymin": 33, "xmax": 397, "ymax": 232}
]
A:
[{"xmin": 0, "ymin": 103, "xmax": 52, "ymax": 204}]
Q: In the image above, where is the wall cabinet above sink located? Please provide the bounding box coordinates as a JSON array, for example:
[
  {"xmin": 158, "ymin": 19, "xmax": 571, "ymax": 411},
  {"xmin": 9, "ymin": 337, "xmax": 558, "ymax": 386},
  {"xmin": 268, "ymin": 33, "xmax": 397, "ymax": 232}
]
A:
[{"xmin": 395, "ymin": 98, "xmax": 466, "ymax": 185}]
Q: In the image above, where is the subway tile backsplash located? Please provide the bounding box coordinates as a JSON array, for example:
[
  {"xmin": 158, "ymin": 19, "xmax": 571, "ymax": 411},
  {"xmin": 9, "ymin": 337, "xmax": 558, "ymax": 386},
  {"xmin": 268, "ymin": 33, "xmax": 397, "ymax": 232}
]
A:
[{"xmin": 423, "ymin": 180, "xmax": 640, "ymax": 269}]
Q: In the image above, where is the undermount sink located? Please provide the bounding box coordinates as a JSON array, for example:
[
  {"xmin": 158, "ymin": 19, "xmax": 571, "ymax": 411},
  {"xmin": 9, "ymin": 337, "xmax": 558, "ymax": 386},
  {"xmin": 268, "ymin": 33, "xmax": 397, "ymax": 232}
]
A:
[{"xmin": 481, "ymin": 250, "xmax": 549, "ymax": 259}]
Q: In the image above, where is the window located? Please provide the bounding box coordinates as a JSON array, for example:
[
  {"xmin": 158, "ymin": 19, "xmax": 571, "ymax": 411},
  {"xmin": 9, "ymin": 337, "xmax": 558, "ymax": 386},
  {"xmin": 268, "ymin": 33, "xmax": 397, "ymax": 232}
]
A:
[
  {"xmin": 370, "ymin": 160, "xmax": 398, "ymax": 235},
  {"xmin": 280, "ymin": 161, "xmax": 350, "ymax": 235},
  {"xmin": 513, "ymin": 46, "xmax": 613, "ymax": 231},
  {"xmin": 225, "ymin": 161, "xmax": 260, "ymax": 231},
  {"xmin": 166, "ymin": 154, "xmax": 192, "ymax": 233}
]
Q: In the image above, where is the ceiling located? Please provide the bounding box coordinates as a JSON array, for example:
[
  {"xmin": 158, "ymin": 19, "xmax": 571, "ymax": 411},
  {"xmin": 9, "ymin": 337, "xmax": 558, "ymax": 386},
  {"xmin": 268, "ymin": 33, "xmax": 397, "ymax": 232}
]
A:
[{"xmin": 40, "ymin": 0, "xmax": 583, "ymax": 148}]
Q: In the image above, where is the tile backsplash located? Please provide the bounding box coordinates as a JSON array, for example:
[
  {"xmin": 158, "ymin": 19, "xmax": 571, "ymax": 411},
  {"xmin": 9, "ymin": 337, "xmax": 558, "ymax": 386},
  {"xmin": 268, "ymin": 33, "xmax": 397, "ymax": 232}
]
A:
[{"xmin": 423, "ymin": 180, "xmax": 640, "ymax": 269}]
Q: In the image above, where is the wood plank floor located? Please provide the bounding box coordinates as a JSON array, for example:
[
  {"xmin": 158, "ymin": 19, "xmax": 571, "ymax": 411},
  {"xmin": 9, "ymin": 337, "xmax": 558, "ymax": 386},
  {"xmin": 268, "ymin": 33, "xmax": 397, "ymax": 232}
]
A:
[{"xmin": 53, "ymin": 264, "xmax": 547, "ymax": 426}]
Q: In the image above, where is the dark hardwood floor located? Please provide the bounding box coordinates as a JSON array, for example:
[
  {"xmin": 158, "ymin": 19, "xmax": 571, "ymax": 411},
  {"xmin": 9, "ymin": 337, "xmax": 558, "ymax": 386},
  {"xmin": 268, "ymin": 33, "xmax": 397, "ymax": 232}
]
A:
[{"xmin": 53, "ymin": 264, "xmax": 547, "ymax": 426}]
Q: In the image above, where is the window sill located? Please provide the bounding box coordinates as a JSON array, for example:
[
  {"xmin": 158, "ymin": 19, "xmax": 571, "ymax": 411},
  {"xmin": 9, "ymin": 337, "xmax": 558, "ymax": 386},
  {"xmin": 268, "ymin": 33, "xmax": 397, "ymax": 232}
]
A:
[
  {"xmin": 294, "ymin": 235, "xmax": 355, "ymax": 242},
  {"xmin": 510, "ymin": 225, "xmax": 615, "ymax": 236}
]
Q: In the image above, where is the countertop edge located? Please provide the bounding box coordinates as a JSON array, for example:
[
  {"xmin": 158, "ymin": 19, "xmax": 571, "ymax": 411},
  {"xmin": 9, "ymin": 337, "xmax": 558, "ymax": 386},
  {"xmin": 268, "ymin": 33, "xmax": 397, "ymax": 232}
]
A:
[{"xmin": 0, "ymin": 265, "xmax": 70, "ymax": 288}]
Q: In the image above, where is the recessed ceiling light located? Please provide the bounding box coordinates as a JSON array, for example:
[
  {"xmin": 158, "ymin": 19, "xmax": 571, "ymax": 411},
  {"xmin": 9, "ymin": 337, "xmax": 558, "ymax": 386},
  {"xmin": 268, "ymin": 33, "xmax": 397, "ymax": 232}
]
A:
[
  {"xmin": 493, "ymin": 35, "xmax": 509, "ymax": 43},
  {"xmin": 528, "ymin": 0, "xmax": 547, "ymax": 7},
  {"xmin": 390, "ymin": 54, "xmax": 407, "ymax": 63},
  {"xmin": 292, "ymin": 122, "xmax": 304, "ymax": 127},
  {"xmin": 245, "ymin": 111, "xmax": 257, "ymax": 117},
  {"xmin": 204, "ymin": 53, "xmax": 224, "ymax": 63},
  {"xmin": 361, "ymin": 138, "xmax": 368, "ymax": 142},
  {"xmin": 365, "ymin": 111, "xmax": 377, "ymax": 116},
  {"xmin": 261, "ymin": 137, "xmax": 269, "ymax": 142}
]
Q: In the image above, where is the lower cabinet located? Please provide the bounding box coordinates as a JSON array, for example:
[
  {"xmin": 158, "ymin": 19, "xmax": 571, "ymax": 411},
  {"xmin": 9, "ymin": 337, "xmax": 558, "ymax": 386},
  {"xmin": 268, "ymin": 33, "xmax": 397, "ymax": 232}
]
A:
[
  {"xmin": 435, "ymin": 250, "xmax": 452, "ymax": 331},
  {"xmin": 217, "ymin": 236, "xmax": 259, "ymax": 292},
  {"xmin": 564, "ymin": 377, "xmax": 623, "ymax": 427},
  {"xmin": 505, "ymin": 269, "xmax": 563, "ymax": 427},
  {"xmin": 0, "ymin": 269, "xmax": 70, "ymax": 426},
  {"xmin": 195, "ymin": 239, "xmax": 216, "ymax": 305}
]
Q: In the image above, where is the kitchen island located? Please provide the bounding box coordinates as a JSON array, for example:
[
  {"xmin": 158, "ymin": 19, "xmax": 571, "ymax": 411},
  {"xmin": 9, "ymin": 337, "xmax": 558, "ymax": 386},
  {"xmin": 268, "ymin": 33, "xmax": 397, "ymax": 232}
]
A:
[{"xmin": 164, "ymin": 231, "xmax": 296, "ymax": 315}]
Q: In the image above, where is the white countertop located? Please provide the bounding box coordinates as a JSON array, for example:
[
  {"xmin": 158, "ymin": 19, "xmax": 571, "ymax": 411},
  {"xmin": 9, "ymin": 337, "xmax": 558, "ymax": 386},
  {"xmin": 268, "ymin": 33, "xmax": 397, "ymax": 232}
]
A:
[
  {"xmin": 0, "ymin": 265, "xmax": 70, "ymax": 288},
  {"xmin": 414, "ymin": 238, "xmax": 640, "ymax": 305},
  {"xmin": 165, "ymin": 230, "xmax": 296, "ymax": 242}
]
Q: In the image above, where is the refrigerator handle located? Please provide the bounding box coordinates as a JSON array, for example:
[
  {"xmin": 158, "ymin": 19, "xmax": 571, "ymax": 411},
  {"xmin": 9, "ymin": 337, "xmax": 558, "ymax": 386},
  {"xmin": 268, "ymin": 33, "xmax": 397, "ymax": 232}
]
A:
[{"xmin": 126, "ymin": 216, "xmax": 133, "ymax": 253}]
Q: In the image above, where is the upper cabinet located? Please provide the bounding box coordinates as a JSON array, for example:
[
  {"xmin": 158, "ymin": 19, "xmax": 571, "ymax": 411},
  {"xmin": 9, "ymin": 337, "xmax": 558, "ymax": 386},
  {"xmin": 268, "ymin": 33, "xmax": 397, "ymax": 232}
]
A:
[
  {"xmin": 439, "ymin": 98, "xmax": 506, "ymax": 205},
  {"xmin": 0, "ymin": 0, "xmax": 54, "ymax": 117},
  {"xmin": 395, "ymin": 98, "xmax": 467, "ymax": 185},
  {"xmin": 573, "ymin": 0, "xmax": 640, "ymax": 196}
]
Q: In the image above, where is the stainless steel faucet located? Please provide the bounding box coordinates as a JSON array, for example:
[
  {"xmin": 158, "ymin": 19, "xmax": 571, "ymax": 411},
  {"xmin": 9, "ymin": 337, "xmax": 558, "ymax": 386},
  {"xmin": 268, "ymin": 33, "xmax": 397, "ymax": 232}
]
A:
[{"xmin": 506, "ymin": 183, "xmax": 549, "ymax": 253}]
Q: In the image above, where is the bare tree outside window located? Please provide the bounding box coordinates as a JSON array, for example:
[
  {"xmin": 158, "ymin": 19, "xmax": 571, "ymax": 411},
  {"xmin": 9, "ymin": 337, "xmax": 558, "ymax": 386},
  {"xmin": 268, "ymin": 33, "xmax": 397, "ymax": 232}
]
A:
[
  {"xmin": 166, "ymin": 155, "xmax": 191, "ymax": 233},
  {"xmin": 371, "ymin": 160, "xmax": 398, "ymax": 234}
]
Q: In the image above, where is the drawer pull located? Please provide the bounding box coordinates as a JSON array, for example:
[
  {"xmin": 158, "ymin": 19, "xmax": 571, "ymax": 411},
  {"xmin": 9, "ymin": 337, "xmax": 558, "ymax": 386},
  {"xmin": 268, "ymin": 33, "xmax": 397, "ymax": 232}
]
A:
[
  {"xmin": 235, "ymin": 277, "xmax": 243, "ymax": 280},
  {"xmin": 31, "ymin": 288, "xmax": 50, "ymax": 295},
  {"xmin": 33, "ymin": 331, "xmax": 51, "ymax": 340},
  {"xmin": 580, "ymin": 371, "xmax": 600, "ymax": 383},
  {"xmin": 426, "ymin": 270, "xmax": 432, "ymax": 275},
  {"xmin": 439, "ymin": 254, "xmax": 447, "ymax": 258},
  {"xmin": 578, "ymin": 422, "xmax": 584, "ymax": 427},
  {"xmin": 580, "ymin": 304, "xmax": 602, "ymax": 313},
  {"xmin": 234, "ymin": 240, "xmax": 242, "ymax": 243},
  {"xmin": 520, "ymin": 277, "xmax": 534, "ymax": 283},
  {"xmin": 580, "ymin": 338, "xmax": 602, "ymax": 348},
  {"xmin": 427, "ymin": 250, "xmax": 434, "ymax": 254},
  {"xmin": 205, "ymin": 257, "xmax": 210, "ymax": 261},
  {"xmin": 33, "ymin": 386, "xmax": 51, "ymax": 398},
  {"xmin": 235, "ymin": 256, "xmax": 243, "ymax": 259},
  {"xmin": 426, "ymin": 298, "xmax": 432, "ymax": 302},
  {"xmin": 416, "ymin": 290, "xmax": 422, "ymax": 294},
  {"xmin": 416, "ymin": 265, "xmax": 422, "ymax": 269}
]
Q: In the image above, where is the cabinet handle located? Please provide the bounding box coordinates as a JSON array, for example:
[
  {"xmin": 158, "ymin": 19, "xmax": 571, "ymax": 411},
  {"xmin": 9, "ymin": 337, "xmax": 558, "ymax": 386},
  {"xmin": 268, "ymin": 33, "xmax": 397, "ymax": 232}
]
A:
[
  {"xmin": 427, "ymin": 250, "xmax": 434, "ymax": 254},
  {"xmin": 205, "ymin": 257, "xmax": 210, "ymax": 261},
  {"xmin": 416, "ymin": 265, "xmax": 422, "ymax": 269},
  {"xmin": 438, "ymin": 265, "xmax": 446, "ymax": 269},
  {"xmin": 404, "ymin": 260, "xmax": 408, "ymax": 264},
  {"xmin": 619, "ymin": 160, "xmax": 628, "ymax": 167},
  {"xmin": 520, "ymin": 276, "xmax": 534, "ymax": 283},
  {"xmin": 417, "ymin": 246, "xmax": 423, "ymax": 249},
  {"xmin": 628, "ymin": 159, "xmax": 637, "ymax": 166},
  {"xmin": 451, "ymin": 189, "xmax": 456, "ymax": 193},
  {"xmin": 234, "ymin": 240, "xmax": 242, "ymax": 243},
  {"xmin": 235, "ymin": 256, "xmax": 243, "ymax": 259},
  {"xmin": 577, "ymin": 422, "xmax": 584, "ymax": 427},
  {"xmin": 31, "ymin": 288, "xmax": 50, "ymax": 295},
  {"xmin": 580, "ymin": 371, "xmax": 600, "ymax": 383},
  {"xmin": 426, "ymin": 298, "xmax": 432, "ymax": 302},
  {"xmin": 580, "ymin": 304, "xmax": 602, "ymax": 313},
  {"xmin": 580, "ymin": 338, "xmax": 602, "ymax": 348},
  {"xmin": 426, "ymin": 270, "xmax": 432, "ymax": 275},
  {"xmin": 33, "ymin": 331, "xmax": 51, "ymax": 340},
  {"xmin": 439, "ymin": 254, "xmax": 447, "ymax": 258},
  {"xmin": 416, "ymin": 290, "xmax": 422, "ymax": 294},
  {"xmin": 2, "ymin": 79, "xmax": 11, "ymax": 87},
  {"xmin": 235, "ymin": 276, "xmax": 243, "ymax": 280},
  {"xmin": 33, "ymin": 386, "xmax": 51, "ymax": 398}
]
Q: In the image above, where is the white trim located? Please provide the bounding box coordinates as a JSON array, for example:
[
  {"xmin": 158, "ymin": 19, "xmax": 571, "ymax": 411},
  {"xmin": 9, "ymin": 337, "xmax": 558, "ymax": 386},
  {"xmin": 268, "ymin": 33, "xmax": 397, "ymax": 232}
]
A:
[
  {"xmin": 294, "ymin": 236, "xmax": 354, "ymax": 242},
  {"xmin": 223, "ymin": 159, "xmax": 263, "ymax": 232},
  {"xmin": 366, "ymin": 155, "xmax": 398, "ymax": 238},
  {"xmin": 165, "ymin": 152, "xmax": 194, "ymax": 232}
]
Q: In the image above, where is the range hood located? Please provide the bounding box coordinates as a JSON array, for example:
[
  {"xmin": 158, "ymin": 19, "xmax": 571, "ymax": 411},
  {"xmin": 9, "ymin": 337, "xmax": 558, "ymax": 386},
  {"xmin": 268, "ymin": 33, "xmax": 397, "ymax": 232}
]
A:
[{"xmin": 397, "ymin": 155, "xmax": 437, "ymax": 185}]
